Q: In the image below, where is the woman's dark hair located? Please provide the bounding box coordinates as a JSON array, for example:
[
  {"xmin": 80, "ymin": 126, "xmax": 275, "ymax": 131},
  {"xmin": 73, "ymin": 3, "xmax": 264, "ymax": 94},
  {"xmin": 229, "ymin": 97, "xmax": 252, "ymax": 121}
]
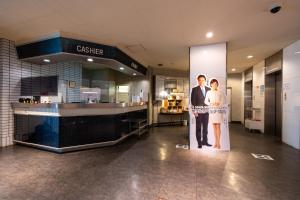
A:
[
  {"xmin": 210, "ymin": 79, "xmax": 219, "ymax": 86},
  {"xmin": 197, "ymin": 74, "xmax": 206, "ymax": 80}
]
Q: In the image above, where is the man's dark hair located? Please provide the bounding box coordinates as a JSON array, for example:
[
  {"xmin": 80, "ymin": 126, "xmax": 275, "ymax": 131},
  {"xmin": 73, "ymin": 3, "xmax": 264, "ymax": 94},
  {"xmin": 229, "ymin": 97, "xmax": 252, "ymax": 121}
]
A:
[
  {"xmin": 197, "ymin": 74, "xmax": 206, "ymax": 80},
  {"xmin": 210, "ymin": 79, "xmax": 219, "ymax": 86}
]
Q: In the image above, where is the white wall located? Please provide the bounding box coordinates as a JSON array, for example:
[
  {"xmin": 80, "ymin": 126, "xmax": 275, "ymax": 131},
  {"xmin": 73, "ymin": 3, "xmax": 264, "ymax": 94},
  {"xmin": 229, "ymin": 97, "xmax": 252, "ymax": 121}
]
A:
[
  {"xmin": 252, "ymin": 61, "xmax": 265, "ymax": 132},
  {"xmin": 128, "ymin": 79, "xmax": 149, "ymax": 102},
  {"xmin": 116, "ymin": 76, "xmax": 150, "ymax": 102},
  {"xmin": 227, "ymin": 73, "xmax": 242, "ymax": 122},
  {"xmin": 282, "ymin": 40, "xmax": 300, "ymax": 149}
]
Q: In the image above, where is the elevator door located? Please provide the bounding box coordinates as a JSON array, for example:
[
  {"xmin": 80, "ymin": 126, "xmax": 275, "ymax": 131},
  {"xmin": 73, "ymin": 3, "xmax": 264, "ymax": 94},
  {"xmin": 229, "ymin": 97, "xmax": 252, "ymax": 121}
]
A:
[
  {"xmin": 265, "ymin": 74, "xmax": 275, "ymax": 135},
  {"xmin": 275, "ymin": 72, "xmax": 282, "ymax": 139},
  {"xmin": 265, "ymin": 71, "xmax": 282, "ymax": 139}
]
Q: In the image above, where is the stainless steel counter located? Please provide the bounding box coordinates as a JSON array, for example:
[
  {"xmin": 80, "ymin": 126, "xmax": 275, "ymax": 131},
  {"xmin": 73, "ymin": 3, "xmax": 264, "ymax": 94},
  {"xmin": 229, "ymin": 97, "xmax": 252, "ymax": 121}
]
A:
[{"xmin": 12, "ymin": 102, "xmax": 148, "ymax": 116}]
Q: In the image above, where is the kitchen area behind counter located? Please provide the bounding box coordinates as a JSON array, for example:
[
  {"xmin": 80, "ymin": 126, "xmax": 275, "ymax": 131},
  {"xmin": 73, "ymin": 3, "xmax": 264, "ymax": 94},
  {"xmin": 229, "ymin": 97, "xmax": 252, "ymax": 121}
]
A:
[{"xmin": 12, "ymin": 62, "xmax": 150, "ymax": 152}]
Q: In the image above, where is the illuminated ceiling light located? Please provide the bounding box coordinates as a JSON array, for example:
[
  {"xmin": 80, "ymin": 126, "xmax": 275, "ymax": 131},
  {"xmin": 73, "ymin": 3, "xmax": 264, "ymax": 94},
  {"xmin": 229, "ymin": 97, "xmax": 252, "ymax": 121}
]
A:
[
  {"xmin": 159, "ymin": 91, "xmax": 168, "ymax": 98},
  {"xmin": 247, "ymin": 55, "xmax": 253, "ymax": 59},
  {"xmin": 133, "ymin": 73, "xmax": 136, "ymax": 76},
  {"xmin": 232, "ymin": 68, "xmax": 236, "ymax": 72},
  {"xmin": 120, "ymin": 67, "xmax": 124, "ymax": 70},
  {"xmin": 43, "ymin": 59, "xmax": 50, "ymax": 63},
  {"xmin": 295, "ymin": 51, "xmax": 300, "ymax": 54},
  {"xmin": 87, "ymin": 58, "xmax": 93, "ymax": 62},
  {"xmin": 206, "ymin": 32, "xmax": 213, "ymax": 38}
]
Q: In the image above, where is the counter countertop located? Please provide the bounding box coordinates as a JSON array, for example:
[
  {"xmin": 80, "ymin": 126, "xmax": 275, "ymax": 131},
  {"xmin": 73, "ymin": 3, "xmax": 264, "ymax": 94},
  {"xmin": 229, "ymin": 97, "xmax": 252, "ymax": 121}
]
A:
[
  {"xmin": 12, "ymin": 102, "xmax": 148, "ymax": 117},
  {"xmin": 12, "ymin": 102, "xmax": 147, "ymax": 109}
]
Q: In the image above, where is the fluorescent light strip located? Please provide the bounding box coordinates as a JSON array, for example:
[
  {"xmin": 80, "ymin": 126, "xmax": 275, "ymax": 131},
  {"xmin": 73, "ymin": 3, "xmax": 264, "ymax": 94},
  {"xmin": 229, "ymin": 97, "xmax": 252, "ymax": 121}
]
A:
[{"xmin": 82, "ymin": 92, "xmax": 98, "ymax": 94}]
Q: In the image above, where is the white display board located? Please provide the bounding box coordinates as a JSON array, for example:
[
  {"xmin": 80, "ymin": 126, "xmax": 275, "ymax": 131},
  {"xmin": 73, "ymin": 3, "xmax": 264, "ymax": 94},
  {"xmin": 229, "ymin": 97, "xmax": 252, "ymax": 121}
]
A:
[{"xmin": 189, "ymin": 43, "xmax": 230, "ymax": 151}]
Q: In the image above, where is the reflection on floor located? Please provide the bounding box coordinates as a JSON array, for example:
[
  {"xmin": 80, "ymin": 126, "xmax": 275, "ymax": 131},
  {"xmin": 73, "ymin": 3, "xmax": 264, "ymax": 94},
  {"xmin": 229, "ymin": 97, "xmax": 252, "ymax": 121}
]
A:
[{"xmin": 0, "ymin": 124, "xmax": 300, "ymax": 200}]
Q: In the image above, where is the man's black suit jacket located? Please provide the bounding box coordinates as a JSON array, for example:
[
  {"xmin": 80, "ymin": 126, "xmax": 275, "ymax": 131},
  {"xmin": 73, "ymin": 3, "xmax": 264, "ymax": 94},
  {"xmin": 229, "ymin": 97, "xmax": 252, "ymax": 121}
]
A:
[{"xmin": 191, "ymin": 86, "xmax": 211, "ymax": 106}]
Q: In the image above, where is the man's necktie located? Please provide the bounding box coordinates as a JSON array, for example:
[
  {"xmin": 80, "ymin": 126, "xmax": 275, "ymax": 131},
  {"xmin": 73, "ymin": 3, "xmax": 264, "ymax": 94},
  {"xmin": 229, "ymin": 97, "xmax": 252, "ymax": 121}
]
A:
[{"xmin": 201, "ymin": 87, "xmax": 205, "ymax": 96}]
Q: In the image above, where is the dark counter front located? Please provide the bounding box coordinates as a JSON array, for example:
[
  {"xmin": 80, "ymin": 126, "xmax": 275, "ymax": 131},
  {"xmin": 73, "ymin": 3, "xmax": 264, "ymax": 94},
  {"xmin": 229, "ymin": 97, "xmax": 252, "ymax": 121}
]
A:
[{"xmin": 14, "ymin": 109, "xmax": 147, "ymax": 152}]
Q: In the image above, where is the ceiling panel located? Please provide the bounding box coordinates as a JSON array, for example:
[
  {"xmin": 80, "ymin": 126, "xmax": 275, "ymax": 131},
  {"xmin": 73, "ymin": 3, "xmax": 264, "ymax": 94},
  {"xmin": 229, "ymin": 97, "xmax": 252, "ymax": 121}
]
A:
[{"xmin": 1, "ymin": 0, "xmax": 300, "ymax": 73}]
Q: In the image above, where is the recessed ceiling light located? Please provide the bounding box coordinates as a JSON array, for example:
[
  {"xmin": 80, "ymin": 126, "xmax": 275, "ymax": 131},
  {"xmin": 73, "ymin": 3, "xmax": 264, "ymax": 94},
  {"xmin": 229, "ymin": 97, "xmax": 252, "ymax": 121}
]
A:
[
  {"xmin": 43, "ymin": 59, "xmax": 50, "ymax": 63},
  {"xmin": 247, "ymin": 55, "xmax": 253, "ymax": 59},
  {"xmin": 87, "ymin": 58, "xmax": 93, "ymax": 62},
  {"xmin": 206, "ymin": 32, "xmax": 213, "ymax": 38},
  {"xmin": 120, "ymin": 67, "xmax": 124, "ymax": 70},
  {"xmin": 295, "ymin": 51, "xmax": 300, "ymax": 54},
  {"xmin": 232, "ymin": 68, "xmax": 236, "ymax": 72},
  {"xmin": 133, "ymin": 73, "xmax": 136, "ymax": 76}
]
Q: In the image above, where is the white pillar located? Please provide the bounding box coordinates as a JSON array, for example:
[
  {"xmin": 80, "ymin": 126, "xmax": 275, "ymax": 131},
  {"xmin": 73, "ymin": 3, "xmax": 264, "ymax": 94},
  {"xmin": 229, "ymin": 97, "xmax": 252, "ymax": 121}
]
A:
[
  {"xmin": 282, "ymin": 40, "xmax": 300, "ymax": 149},
  {"xmin": 189, "ymin": 43, "xmax": 230, "ymax": 151}
]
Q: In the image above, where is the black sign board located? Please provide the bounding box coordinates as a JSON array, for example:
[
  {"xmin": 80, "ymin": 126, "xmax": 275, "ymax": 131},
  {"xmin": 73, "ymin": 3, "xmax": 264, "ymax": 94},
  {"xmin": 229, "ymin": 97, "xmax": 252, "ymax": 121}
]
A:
[
  {"xmin": 113, "ymin": 48, "xmax": 147, "ymax": 75},
  {"xmin": 61, "ymin": 37, "xmax": 114, "ymax": 59},
  {"xmin": 17, "ymin": 37, "xmax": 62, "ymax": 59},
  {"xmin": 16, "ymin": 37, "xmax": 147, "ymax": 75}
]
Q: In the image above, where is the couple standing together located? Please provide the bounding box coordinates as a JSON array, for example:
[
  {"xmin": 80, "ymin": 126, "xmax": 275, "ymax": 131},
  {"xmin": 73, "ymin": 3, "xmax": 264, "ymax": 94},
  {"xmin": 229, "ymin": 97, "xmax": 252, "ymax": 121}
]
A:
[{"xmin": 191, "ymin": 74, "xmax": 225, "ymax": 149}]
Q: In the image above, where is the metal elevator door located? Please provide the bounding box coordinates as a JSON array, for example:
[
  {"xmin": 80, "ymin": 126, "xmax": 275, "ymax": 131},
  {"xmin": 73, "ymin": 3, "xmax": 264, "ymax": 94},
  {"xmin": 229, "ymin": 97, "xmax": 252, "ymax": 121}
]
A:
[
  {"xmin": 275, "ymin": 72, "xmax": 282, "ymax": 139},
  {"xmin": 265, "ymin": 71, "xmax": 282, "ymax": 139}
]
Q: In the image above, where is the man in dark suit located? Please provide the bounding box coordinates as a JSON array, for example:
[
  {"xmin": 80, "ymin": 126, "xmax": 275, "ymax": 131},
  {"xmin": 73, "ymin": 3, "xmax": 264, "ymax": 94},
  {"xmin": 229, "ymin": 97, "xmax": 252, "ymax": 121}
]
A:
[{"xmin": 191, "ymin": 74, "xmax": 212, "ymax": 148}]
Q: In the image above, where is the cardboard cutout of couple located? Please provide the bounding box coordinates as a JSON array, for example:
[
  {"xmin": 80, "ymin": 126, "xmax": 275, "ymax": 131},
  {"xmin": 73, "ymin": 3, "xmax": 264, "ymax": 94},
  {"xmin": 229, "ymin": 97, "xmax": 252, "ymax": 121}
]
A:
[{"xmin": 189, "ymin": 43, "xmax": 230, "ymax": 151}]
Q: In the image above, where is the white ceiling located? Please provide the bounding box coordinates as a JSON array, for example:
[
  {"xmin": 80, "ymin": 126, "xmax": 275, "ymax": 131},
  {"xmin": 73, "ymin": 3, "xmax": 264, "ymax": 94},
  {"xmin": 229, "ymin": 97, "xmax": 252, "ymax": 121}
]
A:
[{"xmin": 1, "ymin": 0, "xmax": 300, "ymax": 73}]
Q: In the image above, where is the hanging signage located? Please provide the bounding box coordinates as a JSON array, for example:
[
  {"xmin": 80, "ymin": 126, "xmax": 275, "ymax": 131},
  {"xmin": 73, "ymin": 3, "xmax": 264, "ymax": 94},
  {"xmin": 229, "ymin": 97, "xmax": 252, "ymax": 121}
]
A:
[
  {"xmin": 76, "ymin": 45, "xmax": 104, "ymax": 55},
  {"xmin": 189, "ymin": 43, "xmax": 230, "ymax": 151},
  {"xmin": 131, "ymin": 62, "xmax": 138, "ymax": 69},
  {"xmin": 16, "ymin": 37, "xmax": 147, "ymax": 75},
  {"xmin": 61, "ymin": 37, "xmax": 111, "ymax": 58}
]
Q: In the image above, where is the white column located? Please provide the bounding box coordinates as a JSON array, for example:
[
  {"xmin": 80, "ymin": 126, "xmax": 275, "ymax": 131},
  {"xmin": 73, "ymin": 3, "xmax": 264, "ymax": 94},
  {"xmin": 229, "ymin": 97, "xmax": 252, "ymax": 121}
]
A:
[
  {"xmin": 282, "ymin": 40, "xmax": 300, "ymax": 149},
  {"xmin": 189, "ymin": 43, "xmax": 230, "ymax": 151}
]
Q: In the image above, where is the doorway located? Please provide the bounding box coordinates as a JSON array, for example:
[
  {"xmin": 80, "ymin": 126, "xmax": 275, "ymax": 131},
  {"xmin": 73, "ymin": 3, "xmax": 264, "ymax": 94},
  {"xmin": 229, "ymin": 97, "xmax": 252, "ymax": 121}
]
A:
[
  {"xmin": 265, "ymin": 71, "xmax": 282, "ymax": 140},
  {"xmin": 244, "ymin": 80, "xmax": 253, "ymax": 122}
]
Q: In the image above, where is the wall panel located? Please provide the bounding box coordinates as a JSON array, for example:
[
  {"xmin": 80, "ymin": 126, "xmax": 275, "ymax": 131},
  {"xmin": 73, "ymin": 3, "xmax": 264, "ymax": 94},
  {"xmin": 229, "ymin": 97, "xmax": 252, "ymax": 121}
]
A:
[{"xmin": 0, "ymin": 38, "xmax": 82, "ymax": 147}]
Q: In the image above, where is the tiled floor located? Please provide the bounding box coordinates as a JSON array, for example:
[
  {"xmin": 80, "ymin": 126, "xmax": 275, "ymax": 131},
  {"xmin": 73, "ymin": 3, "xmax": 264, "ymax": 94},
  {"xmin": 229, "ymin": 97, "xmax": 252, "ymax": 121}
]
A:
[{"xmin": 0, "ymin": 124, "xmax": 300, "ymax": 200}]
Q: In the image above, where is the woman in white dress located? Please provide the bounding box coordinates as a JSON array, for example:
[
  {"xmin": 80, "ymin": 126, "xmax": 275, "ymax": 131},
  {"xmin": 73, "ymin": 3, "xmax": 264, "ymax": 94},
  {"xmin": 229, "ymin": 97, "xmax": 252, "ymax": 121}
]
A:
[{"xmin": 204, "ymin": 79, "xmax": 225, "ymax": 149}]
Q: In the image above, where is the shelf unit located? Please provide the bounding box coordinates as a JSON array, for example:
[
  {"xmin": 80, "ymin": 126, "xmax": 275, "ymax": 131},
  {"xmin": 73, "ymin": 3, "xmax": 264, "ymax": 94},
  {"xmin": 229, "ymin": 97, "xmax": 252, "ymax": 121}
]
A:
[
  {"xmin": 166, "ymin": 98, "xmax": 183, "ymax": 113},
  {"xmin": 130, "ymin": 119, "xmax": 148, "ymax": 138}
]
